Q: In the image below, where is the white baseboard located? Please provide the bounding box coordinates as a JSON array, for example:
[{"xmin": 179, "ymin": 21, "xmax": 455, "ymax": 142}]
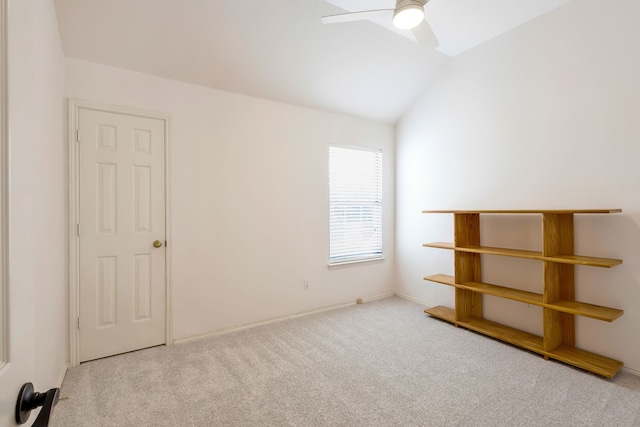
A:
[
  {"xmin": 363, "ymin": 292, "xmax": 395, "ymax": 303},
  {"xmin": 174, "ymin": 292, "xmax": 396, "ymax": 345},
  {"xmin": 622, "ymin": 366, "xmax": 640, "ymax": 377},
  {"xmin": 172, "ymin": 292, "xmax": 640, "ymax": 379},
  {"xmin": 394, "ymin": 292, "xmax": 436, "ymax": 308},
  {"xmin": 56, "ymin": 363, "xmax": 69, "ymax": 388}
]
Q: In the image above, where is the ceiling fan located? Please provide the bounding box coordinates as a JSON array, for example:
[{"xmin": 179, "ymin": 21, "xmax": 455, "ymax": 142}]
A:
[{"xmin": 321, "ymin": 0, "xmax": 430, "ymax": 30}]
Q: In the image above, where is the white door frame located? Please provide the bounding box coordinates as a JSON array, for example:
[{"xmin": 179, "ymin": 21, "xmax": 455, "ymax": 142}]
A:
[
  {"xmin": 0, "ymin": 0, "xmax": 7, "ymax": 370},
  {"xmin": 68, "ymin": 99, "xmax": 173, "ymax": 367}
]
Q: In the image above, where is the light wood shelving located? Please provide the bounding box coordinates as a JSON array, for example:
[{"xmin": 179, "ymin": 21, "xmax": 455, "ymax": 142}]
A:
[
  {"xmin": 422, "ymin": 209, "xmax": 624, "ymax": 377},
  {"xmin": 422, "ymin": 242, "xmax": 622, "ymax": 268}
]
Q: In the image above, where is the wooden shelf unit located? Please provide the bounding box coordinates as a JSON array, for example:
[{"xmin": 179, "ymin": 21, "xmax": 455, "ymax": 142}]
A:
[{"xmin": 422, "ymin": 209, "xmax": 624, "ymax": 378}]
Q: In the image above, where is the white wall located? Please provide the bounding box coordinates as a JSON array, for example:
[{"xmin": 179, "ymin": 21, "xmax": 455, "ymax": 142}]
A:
[
  {"xmin": 0, "ymin": 0, "xmax": 66, "ymax": 425},
  {"xmin": 396, "ymin": 0, "xmax": 640, "ymax": 372},
  {"xmin": 65, "ymin": 59, "xmax": 395, "ymax": 341}
]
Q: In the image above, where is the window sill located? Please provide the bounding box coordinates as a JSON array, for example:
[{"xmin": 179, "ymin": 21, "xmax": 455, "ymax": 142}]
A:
[{"xmin": 328, "ymin": 257, "xmax": 385, "ymax": 269}]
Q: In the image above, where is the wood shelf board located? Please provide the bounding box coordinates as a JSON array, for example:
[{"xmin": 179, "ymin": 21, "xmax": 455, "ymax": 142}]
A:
[
  {"xmin": 552, "ymin": 300, "xmax": 623, "ymax": 322},
  {"xmin": 423, "ymin": 274, "xmax": 623, "ymax": 322},
  {"xmin": 460, "ymin": 280, "xmax": 542, "ymax": 305},
  {"xmin": 424, "ymin": 306, "xmax": 623, "ymax": 377},
  {"xmin": 424, "ymin": 305, "xmax": 456, "ymax": 322},
  {"xmin": 423, "ymin": 242, "xmax": 455, "ymax": 250},
  {"xmin": 422, "ymin": 209, "xmax": 622, "ymax": 214},
  {"xmin": 551, "ymin": 254, "xmax": 622, "ymax": 268},
  {"xmin": 461, "ymin": 317, "xmax": 545, "ymax": 354},
  {"xmin": 424, "ymin": 274, "xmax": 456, "ymax": 286},
  {"xmin": 424, "ymin": 306, "xmax": 544, "ymax": 353},
  {"xmin": 424, "ymin": 274, "xmax": 541, "ymax": 305},
  {"xmin": 549, "ymin": 345, "xmax": 623, "ymax": 378},
  {"xmin": 423, "ymin": 243, "xmax": 622, "ymax": 268}
]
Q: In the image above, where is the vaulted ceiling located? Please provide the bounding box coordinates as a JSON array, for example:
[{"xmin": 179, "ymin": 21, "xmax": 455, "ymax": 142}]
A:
[{"xmin": 54, "ymin": 0, "xmax": 571, "ymax": 123}]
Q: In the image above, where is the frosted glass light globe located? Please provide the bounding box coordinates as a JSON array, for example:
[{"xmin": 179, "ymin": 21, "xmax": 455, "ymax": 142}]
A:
[{"xmin": 393, "ymin": 4, "xmax": 424, "ymax": 29}]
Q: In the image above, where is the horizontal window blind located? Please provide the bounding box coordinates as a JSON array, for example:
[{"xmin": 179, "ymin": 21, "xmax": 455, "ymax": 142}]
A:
[{"xmin": 329, "ymin": 146, "xmax": 382, "ymax": 263}]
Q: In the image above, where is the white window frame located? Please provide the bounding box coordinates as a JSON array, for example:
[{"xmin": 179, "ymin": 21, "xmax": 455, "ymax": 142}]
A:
[{"xmin": 329, "ymin": 145, "xmax": 384, "ymax": 266}]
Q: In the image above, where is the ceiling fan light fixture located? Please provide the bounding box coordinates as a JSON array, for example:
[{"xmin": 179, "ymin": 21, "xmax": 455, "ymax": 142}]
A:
[{"xmin": 392, "ymin": 1, "xmax": 425, "ymax": 29}]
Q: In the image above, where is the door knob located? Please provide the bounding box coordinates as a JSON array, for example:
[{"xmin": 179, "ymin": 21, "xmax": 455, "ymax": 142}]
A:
[
  {"xmin": 15, "ymin": 382, "xmax": 60, "ymax": 426},
  {"xmin": 153, "ymin": 240, "xmax": 163, "ymax": 248}
]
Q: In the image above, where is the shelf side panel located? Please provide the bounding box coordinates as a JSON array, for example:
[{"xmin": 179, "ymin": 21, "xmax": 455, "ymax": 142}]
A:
[
  {"xmin": 543, "ymin": 213, "xmax": 574, "ymax": 258},
  {"xmin": 543, "ymin": 213, "xmax": 576, "ymax": 350},
  {"xmin": 454, "ymin": 213, "xmax": 482, "ymax": 321},
  {"xmin": 544, "ymin": 262, "xmax": 576, "ymax": 342},
  {"xmin": 454, "ymin": 213, "xmax": 480, "ymax": 247}
]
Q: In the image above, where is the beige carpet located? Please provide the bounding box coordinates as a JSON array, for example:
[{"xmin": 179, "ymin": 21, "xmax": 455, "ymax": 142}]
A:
[{"xmin": 52, "ymin": 297, "xmax": 640, "ymax": 426}]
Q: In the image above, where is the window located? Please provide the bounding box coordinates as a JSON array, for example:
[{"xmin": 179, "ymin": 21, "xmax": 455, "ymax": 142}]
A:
[{"xmin": 329, "ymin": 146, "xmax": 382, "ymax": 264}]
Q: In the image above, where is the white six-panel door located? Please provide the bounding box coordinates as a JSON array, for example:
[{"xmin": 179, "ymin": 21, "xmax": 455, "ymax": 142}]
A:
[{"xmin": 78, "ymin": 108, "xmax": 166, "ymax": 362}]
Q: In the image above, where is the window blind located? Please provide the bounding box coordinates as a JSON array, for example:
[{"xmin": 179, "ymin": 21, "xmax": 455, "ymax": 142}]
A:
[{"xmin": 329, "ymin": 146, "xmax": 382, "ymax": 264}]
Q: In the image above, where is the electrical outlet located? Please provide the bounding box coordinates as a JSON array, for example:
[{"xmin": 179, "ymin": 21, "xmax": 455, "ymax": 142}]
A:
[{"xmin": 303, "ymin": 280, "xmax": 310, "ymax": 290}]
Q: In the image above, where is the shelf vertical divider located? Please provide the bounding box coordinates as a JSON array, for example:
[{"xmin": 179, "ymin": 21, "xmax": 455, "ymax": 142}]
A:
[
  {"xmin": 542, "ymin": 213, "xmax": 576, "ymax": 352},
  {"xmin": 454, "ymin": 213, "xmax": 482, "ymax": 321}
]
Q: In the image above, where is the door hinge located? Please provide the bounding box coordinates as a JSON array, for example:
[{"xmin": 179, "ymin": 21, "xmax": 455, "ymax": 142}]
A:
[
  {"xmin": 76, "ymin": 129, "xmax": 80, "ymax": 143},
  {"xmin": 77, "ymin": 317, "xmax": 80, "ymax": 329},
  {"xmin": 77, "ymin": 224, "xmax": 80, "ymax": 236}
]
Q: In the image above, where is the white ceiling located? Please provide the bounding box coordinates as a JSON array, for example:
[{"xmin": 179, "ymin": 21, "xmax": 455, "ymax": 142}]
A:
[
  {"xmin": 325, "ymin": 0, "xmax": 572, "ymax": 56},
  {"xmin": 54, "ymin": 0, "xmax": 571, "ymax": 123}
]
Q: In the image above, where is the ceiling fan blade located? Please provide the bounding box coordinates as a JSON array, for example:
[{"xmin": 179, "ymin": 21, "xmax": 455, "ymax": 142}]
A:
[
  {"xmin": 321, "ymin": 9, "xmax": 394, "ymax": 24},
  {"xmin": 410, "ymin": 19, "xmax": 439, "ymax": 49}
]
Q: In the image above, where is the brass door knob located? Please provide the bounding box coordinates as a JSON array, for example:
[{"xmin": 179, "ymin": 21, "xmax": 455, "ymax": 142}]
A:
[{"xmin": 153, "ymin": 240, "xmax": 163, "ymax": 248}]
